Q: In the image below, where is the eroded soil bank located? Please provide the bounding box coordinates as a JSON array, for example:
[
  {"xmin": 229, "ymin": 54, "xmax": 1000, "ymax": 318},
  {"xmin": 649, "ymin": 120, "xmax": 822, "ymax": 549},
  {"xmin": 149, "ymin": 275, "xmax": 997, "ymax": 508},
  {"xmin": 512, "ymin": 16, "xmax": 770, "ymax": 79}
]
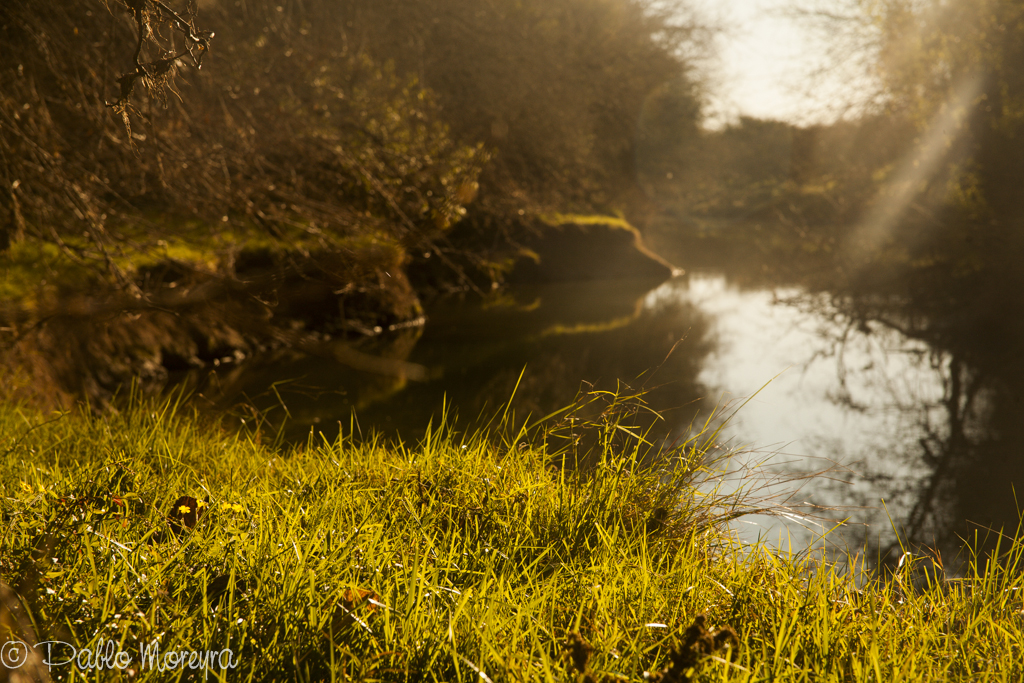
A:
[
  {"xmin": 1, "ymin": 220, "xmax": 673, "ymax": 413},
  {"xmin": 1, "ymin": 244, "xmax": 423, "ymax": 409}
]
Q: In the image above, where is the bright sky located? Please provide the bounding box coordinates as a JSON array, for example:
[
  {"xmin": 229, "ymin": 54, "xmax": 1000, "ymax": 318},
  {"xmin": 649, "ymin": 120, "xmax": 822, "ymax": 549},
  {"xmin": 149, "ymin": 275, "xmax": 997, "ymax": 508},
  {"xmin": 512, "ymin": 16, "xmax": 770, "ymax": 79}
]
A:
[{"xmin": 691, "ymin": 0, "xmax": 867, "ymax": 127}]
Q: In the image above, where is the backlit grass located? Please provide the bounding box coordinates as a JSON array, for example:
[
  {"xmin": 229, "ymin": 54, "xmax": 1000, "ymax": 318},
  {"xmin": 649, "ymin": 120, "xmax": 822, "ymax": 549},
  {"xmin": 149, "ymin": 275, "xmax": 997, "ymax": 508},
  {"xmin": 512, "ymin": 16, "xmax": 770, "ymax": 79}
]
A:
[{"xmin": 1, "ymin": 392, "xmax": 1023, "ymax": 681}]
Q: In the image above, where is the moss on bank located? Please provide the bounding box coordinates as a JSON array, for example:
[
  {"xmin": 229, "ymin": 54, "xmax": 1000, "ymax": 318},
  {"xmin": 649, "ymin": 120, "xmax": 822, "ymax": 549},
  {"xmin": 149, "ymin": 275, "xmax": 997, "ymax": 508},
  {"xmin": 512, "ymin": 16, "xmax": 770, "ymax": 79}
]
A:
[
  {"xmin": 1, "ymin": 397, "xmax": 1023, "ymax": 681},
  {"xmin": 0, "ymin": 223, "xmax": 427, "ymax": 410}
]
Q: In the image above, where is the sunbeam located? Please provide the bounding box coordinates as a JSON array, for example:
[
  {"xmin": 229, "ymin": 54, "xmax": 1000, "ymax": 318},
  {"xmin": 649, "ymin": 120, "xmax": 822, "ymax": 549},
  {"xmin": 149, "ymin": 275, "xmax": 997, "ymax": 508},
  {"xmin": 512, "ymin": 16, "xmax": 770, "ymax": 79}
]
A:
[{"xmin": 847, "ymin": 72, "xmax": 984, "ymax": 261}]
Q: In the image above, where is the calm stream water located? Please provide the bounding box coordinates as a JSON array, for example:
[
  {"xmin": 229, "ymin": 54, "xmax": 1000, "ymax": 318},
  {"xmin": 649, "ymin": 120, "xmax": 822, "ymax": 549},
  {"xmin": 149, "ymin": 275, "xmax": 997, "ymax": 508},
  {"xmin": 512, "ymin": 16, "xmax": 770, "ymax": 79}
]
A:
[{"xmin": 186, "ymin": 254, "xmax": 1024, "ymax": 559}]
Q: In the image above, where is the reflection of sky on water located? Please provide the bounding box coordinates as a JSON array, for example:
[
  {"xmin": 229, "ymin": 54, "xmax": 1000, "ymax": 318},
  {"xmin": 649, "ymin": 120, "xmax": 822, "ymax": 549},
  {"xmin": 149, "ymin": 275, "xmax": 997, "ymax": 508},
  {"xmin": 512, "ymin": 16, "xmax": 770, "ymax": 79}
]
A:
[{"xmin": 646, "ymin": 274, "xmax": 949, "ymax": 550}]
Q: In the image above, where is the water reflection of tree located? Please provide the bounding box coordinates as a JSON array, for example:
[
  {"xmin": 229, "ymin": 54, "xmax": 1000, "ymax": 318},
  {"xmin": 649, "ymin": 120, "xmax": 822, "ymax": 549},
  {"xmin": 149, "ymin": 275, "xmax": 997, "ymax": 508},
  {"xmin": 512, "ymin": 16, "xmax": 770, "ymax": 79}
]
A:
[
  {"xmin": 906, "ymin": 315, "xmax": 1024, "ymax": 561},
  {"xmin": 357, "ymin": 282, "xmax": 714, "ymax": 444},
  {"xmin": 790, "ymin": 264, "xmax": 1024, "ymax": 562},
  {"xmin": 201, "ymin": 279, "xmax": 715, "ymax": 447},
  {"xmin": 827, "ymin": 0, "xmax": 1024, "ymax": 560}
]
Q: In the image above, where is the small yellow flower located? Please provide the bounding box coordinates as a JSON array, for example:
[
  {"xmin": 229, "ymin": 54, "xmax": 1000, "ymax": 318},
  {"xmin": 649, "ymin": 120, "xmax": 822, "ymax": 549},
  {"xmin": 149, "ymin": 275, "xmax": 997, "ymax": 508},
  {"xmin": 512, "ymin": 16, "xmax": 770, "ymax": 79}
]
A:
[
  {"xmin": 221, "ymin": 502, "xmax": 245, "ymax": 513},
  {"xmin": 178, "ymin": 505, "xmax": 192, "ymax": 515},
  {"xmin": 197, "ymin": 499, "xmax": 207, "ymax": 508}
]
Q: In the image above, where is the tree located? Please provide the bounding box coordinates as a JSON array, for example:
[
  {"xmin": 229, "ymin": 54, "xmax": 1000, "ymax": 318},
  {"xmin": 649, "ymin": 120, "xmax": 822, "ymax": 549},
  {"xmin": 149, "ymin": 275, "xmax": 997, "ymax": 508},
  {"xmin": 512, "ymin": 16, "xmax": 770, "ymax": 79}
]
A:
[
  {"xmin": 0, "ymin": 0, "xmax": 486, "ymax": 284},
  {"xmin": 865, "ymin": 0, "xmax": 1024, "ymax": 225},
  {"xmin": 330, "ymin": 0, "xmax": 707, "ymax": 217}
]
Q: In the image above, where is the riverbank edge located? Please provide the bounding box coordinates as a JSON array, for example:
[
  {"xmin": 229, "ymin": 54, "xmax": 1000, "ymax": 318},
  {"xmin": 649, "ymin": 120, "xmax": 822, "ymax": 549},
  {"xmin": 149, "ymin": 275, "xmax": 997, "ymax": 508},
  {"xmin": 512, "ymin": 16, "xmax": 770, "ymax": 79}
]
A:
[
  {"xmin": 0, "ymin": 237, "xmax": 423, "ymax": 410},
  {"xmin": 1, "ymin": 397, "xmax": 1022, "ymax": 681},
  {"xmin": 0, "ymin": 213, "xmax": 675, "ymax": 412}
]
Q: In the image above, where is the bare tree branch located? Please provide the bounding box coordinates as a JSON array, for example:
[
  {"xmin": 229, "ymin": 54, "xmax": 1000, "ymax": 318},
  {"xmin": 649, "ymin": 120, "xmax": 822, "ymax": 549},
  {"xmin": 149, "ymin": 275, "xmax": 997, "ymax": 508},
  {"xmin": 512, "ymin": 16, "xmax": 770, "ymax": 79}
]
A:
[{"xmin": 105, "ymin": 0, "xmax": 214, "ymax": 119}]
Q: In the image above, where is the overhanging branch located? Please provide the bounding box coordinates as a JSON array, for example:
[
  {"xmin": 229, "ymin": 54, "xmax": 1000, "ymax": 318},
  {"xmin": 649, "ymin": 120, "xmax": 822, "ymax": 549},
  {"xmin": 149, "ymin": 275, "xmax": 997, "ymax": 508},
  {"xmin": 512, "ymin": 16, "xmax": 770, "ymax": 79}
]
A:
[{"xmin": 105, "ymin": 0, "xmax": 214, "ymax": 114}]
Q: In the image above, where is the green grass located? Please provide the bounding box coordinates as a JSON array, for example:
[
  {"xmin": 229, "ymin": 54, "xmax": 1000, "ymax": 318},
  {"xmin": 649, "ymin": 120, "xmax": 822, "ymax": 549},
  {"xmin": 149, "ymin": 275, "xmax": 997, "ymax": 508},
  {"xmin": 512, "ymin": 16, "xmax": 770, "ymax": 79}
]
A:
[
  {"xmin": 0, "ymin": 213, "xmax": 410, "ymax": 316},
  {"xmin": 1, "ymin": 391, "xmax": 1023, "ymax": 681}
]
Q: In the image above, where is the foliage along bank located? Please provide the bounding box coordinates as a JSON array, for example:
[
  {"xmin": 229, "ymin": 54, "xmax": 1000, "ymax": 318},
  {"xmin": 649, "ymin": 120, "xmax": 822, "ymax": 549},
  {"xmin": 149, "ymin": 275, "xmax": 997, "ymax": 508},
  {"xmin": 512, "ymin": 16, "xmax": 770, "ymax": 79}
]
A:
[{"xmin": 0, "ymin": 0, "xmax": 702, "ymax": 407}]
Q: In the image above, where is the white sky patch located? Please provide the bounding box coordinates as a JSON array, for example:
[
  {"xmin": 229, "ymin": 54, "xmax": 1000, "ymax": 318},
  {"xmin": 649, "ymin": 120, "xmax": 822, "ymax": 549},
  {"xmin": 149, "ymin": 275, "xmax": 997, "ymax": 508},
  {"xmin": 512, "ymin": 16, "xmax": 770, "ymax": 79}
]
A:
[{"xmin": 690, "ymin": 0, "xmax": 873, "ymax": 127}]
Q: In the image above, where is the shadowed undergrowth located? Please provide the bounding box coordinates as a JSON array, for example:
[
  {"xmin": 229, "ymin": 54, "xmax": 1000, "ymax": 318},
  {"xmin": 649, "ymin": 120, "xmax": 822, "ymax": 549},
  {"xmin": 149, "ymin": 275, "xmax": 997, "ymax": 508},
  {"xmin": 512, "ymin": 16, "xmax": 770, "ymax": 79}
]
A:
[{"xmin": 1, "ymin": 391, "xmax": 1023, "ymax": 681}]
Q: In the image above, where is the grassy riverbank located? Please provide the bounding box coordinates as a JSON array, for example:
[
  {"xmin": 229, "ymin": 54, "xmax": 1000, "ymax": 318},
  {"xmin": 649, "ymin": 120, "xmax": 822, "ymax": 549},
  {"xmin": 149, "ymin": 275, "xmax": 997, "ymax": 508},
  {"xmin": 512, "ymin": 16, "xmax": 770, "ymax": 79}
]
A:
[{"xmin": 1, "ymin": 396, "xmax": 1023, "ymax": 681}]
